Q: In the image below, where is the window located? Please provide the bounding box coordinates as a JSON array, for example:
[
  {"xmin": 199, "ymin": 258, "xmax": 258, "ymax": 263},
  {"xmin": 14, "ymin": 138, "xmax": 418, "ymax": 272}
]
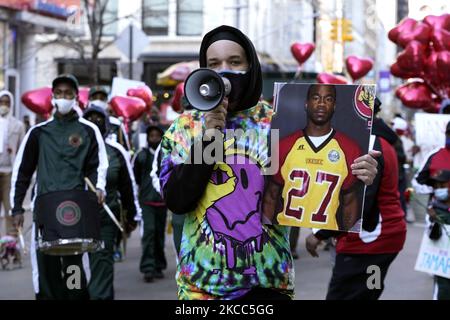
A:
[
  {"xmin": 176, "ymin": 0, "xmax": 203, "ymax": 36},
  {"xmin": 57, "ymin": 59, "xmax": 118, "ymax": 86},
  {"xmin": 142, "ymin": 0, "xmax": 169, "ymax": 36},
  {"xmin": 103, "ymin": 0, "xmax": 119, "ymax": 36}
]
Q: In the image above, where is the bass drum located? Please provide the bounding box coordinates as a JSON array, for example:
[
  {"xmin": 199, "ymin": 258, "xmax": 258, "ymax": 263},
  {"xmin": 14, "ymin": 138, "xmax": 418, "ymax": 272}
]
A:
[{"xmin": 34, "ymin": 189, "xmax": 103, "ymax": 255}]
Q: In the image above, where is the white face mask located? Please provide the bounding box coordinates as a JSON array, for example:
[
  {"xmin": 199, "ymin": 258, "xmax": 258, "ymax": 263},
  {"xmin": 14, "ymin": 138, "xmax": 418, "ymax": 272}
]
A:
[
  {"xmin": 0, "ymin": 106, "xmax": 9, "ymax": 116},
  {"xmin": 52, "ymin": 98, "xmax": 75, "ymax": 115},
  {"xmin": 435, "ymin": 188, "xmax": 449, "ymax": 201},
  {"xmin": 89, "ymin": 100, "xmax": 108, "ymax": 110}
]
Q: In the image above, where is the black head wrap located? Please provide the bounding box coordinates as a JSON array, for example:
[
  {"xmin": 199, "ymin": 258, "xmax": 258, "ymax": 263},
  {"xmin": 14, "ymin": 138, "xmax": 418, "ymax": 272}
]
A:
[{"xmin": 199, "ymin": 25, "xmax": 262, "ymax": 111}]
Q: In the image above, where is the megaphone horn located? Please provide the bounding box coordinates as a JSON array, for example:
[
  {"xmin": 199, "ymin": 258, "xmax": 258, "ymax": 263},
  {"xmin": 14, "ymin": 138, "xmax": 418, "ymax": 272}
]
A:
[{"xmin": 184, "ymin": 68, "xmax": 231, "ymax": 112}]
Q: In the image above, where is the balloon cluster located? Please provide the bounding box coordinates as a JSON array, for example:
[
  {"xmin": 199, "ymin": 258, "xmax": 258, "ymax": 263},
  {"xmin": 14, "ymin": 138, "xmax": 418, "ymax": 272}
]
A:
[
  {"xmin": 389, "ymin": 14, "xmax": 450, "ymax": 113},
  {"xmin": 21, "ymin": 84, "xmax": 152, "ymax": 122}
]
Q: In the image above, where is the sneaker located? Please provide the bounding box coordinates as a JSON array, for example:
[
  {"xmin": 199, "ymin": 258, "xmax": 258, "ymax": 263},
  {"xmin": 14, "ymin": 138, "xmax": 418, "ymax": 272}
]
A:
[{"xmin": 143, "ymin": 273, "xmax": 154, "ymax": 283}]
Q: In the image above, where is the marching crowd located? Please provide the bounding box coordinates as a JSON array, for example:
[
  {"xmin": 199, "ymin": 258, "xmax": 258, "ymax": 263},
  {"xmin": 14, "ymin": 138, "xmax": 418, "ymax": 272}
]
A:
[{"xmin": 0, "ymin": 25, "xmax": 449, "ymax": 300}]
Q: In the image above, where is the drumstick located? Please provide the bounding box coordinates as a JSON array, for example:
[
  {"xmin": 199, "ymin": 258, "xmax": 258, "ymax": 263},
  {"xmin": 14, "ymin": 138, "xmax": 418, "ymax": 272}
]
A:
[
  {"xmin": 17, "ymin": 227, "xmax": 27, "ymax": 255},
  {"xmin": 84, "ymin": 177, "xmax": 124, "ymax": 233}
]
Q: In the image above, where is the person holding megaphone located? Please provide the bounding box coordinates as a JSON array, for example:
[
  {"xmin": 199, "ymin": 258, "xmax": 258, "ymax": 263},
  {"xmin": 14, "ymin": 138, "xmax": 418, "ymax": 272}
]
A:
[{"xmin": 158, "ymin": 25, "xmax": 379, "ymax": 300}]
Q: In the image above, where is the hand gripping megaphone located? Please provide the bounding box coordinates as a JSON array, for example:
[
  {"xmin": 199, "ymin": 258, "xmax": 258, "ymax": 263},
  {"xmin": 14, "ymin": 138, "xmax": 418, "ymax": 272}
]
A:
[{"xmin": 184, "ymin": 68, "xmax": 232, "ymax": 111}]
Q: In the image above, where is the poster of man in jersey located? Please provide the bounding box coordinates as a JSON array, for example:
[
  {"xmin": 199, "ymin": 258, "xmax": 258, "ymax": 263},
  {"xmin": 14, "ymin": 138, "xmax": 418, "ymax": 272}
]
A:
[{"xmin": 263, "ymin": 83, "xmax": 375, "ymax": 232}]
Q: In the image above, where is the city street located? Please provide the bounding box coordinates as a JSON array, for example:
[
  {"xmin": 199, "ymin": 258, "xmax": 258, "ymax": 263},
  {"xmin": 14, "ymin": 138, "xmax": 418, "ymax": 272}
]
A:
[{"xmin": 0, "ymin": 219, "xmax": 433, "ymax": 300}]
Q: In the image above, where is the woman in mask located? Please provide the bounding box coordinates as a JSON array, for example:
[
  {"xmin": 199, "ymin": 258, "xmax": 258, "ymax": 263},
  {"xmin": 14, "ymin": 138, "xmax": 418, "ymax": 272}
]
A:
[
  {"xmin": 83, "ymin": 105, "xmax": 141, "ymax": 300},
  {"xmin": 158, "ymin": 26, "xmax": 379, "ymax": 300}
]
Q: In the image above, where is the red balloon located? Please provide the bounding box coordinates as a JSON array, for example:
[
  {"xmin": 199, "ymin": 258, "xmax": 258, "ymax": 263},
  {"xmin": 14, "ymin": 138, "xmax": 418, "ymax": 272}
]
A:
[
  {"xmin": 171, "ymin": 82, "xmax": 185, "ymax": 112},
  {"xmin": 436, "ymin": 51, "xmax": 450, "ymax": 84},
  {"xmin": 316, "ymin": 72, "xmax": 348, "ymax": 84},
  {"xmin": 21, "ymin": 87, "xmax": 53, "ymax": 115},
  {"xmin": 424, "ymin": 50, "xmax": 440, "ymax": 86},
  {"xmin": 395, "ymin": 81, "xmax": 433, "ymax": 109},
  {"xmin": 127, "ymin": 85, "xmax": 153, "ymax": 110},
  {"xmin": 110, "ymin": 96, "xmax": 146, "ymax": 122},
  {"xmin": 423, "ymin": 98, "xmax": 442, "ymax": 113},
  {"xmin": 390, "ymin": 62, "xmax": 418, "ymax": 79},
  {"xmin": 431, "ymin": 28, "xmax": 450, "ymax": 51},
  {"xmin": 290, "ymin": 42, "xmax": 315, "ymax": 65},
  {"xmin": 77, "ymin": 87, "xmax": 89, "ymax": 110},
  {"xmin": 388, "ymin": 18, "xmax": 417, "ymax": 45},
  {"xmin": 397, "ymin": 22, "xmax": 432, "ymax": 47},
  {"xmin": 396, "ymin": 41, "xmax": 427, "ymax": 74},
  {"xmin": 345, "ymin": 56, "xmax": 373, "ymax": 81},
  {"xmin": 423, "ymin": 14, "xmax": 450, "ymax": 31}
]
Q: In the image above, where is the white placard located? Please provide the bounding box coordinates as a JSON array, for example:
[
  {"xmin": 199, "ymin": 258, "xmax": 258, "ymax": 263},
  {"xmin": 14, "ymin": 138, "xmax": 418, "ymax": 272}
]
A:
[
  {"xmin": 138, "ymin": 133, "xmax": 147, "ymax": 149},
  {"xmin": 414, "ymin": 113, "xmax": 450, "ymax": 161},
  {"xmin": 415, "ymin": 225, "xmax": 450, "ymax": 279},
  {"xmin": 110, "ymin": 77, "xmax": 145, "ymax": 99}
]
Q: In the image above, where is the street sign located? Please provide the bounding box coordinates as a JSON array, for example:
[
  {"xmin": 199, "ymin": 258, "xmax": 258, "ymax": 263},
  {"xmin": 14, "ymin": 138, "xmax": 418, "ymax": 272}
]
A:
[{"xmin": 114, "ymin": 23, "xmax": 149, "ymax": 61}]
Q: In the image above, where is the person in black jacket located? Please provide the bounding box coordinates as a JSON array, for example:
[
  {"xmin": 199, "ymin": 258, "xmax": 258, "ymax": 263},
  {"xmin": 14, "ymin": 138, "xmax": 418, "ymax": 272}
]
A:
[
  {"xmin": 133, "ymin": 125, "xmax": 166, "ymax": 282},
  {"xmin": 83, "ymin": 106, "xmax": 140, "ymax": 299},
  {"xmin": 10, "ymin": 74, "xmax": 108, "ymax": 300}
]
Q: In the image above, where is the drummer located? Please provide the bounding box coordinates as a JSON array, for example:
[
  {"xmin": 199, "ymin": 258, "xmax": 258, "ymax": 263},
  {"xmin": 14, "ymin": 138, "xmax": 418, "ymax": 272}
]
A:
[
  {"xmin": 10, "ymin": 74, "xmax": 108, "ymax": 300},
  {"xmin": 83, "ymin": 105, "xmax": 141, "ymax": 300}
]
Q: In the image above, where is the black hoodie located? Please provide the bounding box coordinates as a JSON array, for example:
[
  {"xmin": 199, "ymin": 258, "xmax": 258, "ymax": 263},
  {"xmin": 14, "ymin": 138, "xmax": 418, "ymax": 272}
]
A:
[
  {"xmin": 199, "ymin": 25, "xmax": 262, "ymax": 111},
  {"xmin": 162, "ymin": 26, "xmax": 264, "ymax": 214}
]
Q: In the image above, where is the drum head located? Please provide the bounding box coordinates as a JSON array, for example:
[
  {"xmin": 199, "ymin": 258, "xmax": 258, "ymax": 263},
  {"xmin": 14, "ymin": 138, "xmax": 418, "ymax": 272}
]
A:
[
  {"xmin": 34, "ymin": 189, "xmax": 101, "ymax": 242},
  {"xmin": 38, "ymin": 238, "xmax": 104, "ymax": 256}
]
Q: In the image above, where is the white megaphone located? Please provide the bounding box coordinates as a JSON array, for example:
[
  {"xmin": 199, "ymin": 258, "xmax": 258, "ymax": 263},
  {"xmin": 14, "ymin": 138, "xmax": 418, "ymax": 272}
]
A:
[{"xmin": 184, "ymin": 68, "xmax": 232, "ymax": 111}]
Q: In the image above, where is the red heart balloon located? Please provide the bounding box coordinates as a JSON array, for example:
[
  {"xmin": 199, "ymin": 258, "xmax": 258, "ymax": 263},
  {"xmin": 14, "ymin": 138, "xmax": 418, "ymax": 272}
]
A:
[
  {"xmin": 436, "ymin": 51, "xmax": 450, "ymax": 84},
  {"xmin": 397, "ymin": 22, "xmax": 432, "ymax": 47},
  {"xmin": 431, "ymin": 28, "xmax": 450, "ymax": 51},
  {"xmin": 127, "ymin": 85, "xmax": 153, "ymax": 110},
  {"xmin": 171, "ymin": 82, "xmax": 185, "ymax": 112},
  {"xmin": 290, "ymin": 42, "xmax": 315, "ymax": 65},
  {"xmin": 395, "ymin": 81, "xmax": 433, "ymax": 109},
  {"xmin": 345, "ymin": 56, "xmax": 373, "ymax": 81},
  {"xmin": 388, "ymin": 18, "xmax": 417, "ymax": 45},
  {"xmin": 21, "ymin": 87, "xmax": 53, "ymax": 115},
  {"xmin": 110, "ymin": 96, "xmax": 146, "ymax": 122},
  {"xmin": 423, "ymin": 98, "xmax": 442, "ymax": 113},
  {"xmin": 390, "ymin": 61, "xmax": 418, "ymax": 79},
  {"xmin": 77, "ymin": 87, "xmax": 90, "ymax": 110},
  {"xmin": 424, "ymin": 50, "xmax": 440, "ymax": 86},
  {"xmin": 396, "ymin": 41, "xmax": 427, "ymax": 74},
  {"xmin": 316, "ymin": 73, "xmax": 348, "ymax": 84},
  {"xmin": 423, "ymin": 14, "xmax": 450, "ymax": 31}
]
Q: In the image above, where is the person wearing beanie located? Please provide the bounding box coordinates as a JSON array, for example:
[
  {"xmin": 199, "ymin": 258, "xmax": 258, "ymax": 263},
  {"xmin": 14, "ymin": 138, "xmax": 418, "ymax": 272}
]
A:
[{"xmin": 10, "ymin": 74, "xmax": 108, "ymax": 299}]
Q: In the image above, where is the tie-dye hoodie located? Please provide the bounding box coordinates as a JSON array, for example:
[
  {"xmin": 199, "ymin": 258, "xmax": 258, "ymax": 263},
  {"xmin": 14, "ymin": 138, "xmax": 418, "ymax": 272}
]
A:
[{"xmin": 159, "ymin": 101, "xmax": 294, "ymax": 300}]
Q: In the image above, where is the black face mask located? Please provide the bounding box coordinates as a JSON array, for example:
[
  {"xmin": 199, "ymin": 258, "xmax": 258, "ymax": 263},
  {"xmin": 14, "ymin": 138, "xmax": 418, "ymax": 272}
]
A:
[
  {"xmin": 218, "ymin": 70, "xmax": 250, "ymax": 110},
  {"xmin": 87, "ymin": 116, "xmax": 107, "ymax": 137},
  {"xmin": 148, "ymin": 141, "xmax": 159, "ymax": 149}
]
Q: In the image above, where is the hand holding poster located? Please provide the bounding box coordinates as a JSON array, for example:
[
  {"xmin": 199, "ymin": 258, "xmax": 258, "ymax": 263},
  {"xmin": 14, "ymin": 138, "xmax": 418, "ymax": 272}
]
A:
[
  {"xmin": 264, "ymin": 83, "xmax": 375, "ymax": 232},
  {"xmin": 415, "ymin": 225, "xmax": 450, "ymax": 279}
]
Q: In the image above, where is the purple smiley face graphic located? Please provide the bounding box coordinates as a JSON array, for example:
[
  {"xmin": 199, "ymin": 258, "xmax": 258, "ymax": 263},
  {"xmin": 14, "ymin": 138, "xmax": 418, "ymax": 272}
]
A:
[{"xmin": 205, "ymin": 154, "xmax": 266, "ymax": 274}]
